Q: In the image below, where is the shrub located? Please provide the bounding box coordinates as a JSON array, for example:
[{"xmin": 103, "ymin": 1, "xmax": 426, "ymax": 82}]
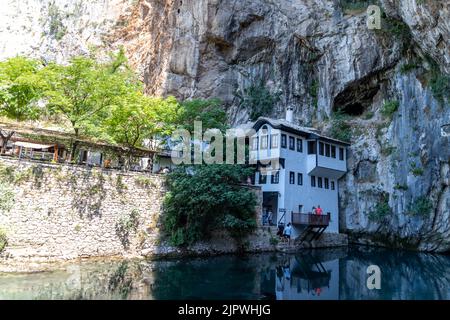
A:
[
  {"xmin": 163, "ymin": 164, "xmax": 257, "ymax": 246},
  {"xmin": 115, "ymin": 209, "xmax": 140, "ymax": 248},
  {"xmin": 48, "ymin": 2, "xmax": 67, "ymax": 40},
  {"xmin": 0, "ymin": 229, "xmax": 7, "ymax": 253},
  {"xmin": 400, "ymin": 63, "xmax": 418, "ymax": 74},
  {"xmin": 0, "ymin": 182, "xmax": 15, "ymax": 212},
  {"xmin": 381, "ymin": 145, "xmax": 396, "ymax": 157},
  {"xmin": 269, "ymin": 236, "xmax": 279, "ymax": 246},
  {"xmin": 363, "ymin": 111, "xmax": 374, "ymax": 120},
  {"xmin": 310, "ymin": 79, "xmax": 319, "ymax": 109},
  {"xmin": 381, "ymin": 100, "xmax": 399, "ymax": 120},
  {"xmin": 429, "ymin": 70, "xmax": 450, "ymax": 105},
  {"xmin": 368, "ymin": 197, "xmax": 391, "ymax": 222},
  {"xmin": 329, "ymin": 110, "xmax": 352, "ymax": 142},
  {"xmin": 237, "ymin": 81, "xmax": 281, "ymax": 121},
  {"xmin": 407, "ymin": 196, "xmax": 433, "ymax": 217},
  {"xmin": 134, "ymin": 176, "xmax": 155, "ymax": 188},
  {"xmin": 394, "ymin": 183, "xmax": 408, "ymax": 191},
  {"xmin": 340, "ymin": 0, "xmax": 371, "ymax": 14},
  {"xmin": 410, "ymin": 162, "xmax": 424, "ymax": 176}
]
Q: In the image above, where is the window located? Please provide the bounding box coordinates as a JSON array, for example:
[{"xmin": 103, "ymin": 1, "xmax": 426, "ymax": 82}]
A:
[
  {"xmin": 318, "ymin": 177, "xmax": 323, "ymax": 188},
  {"xmin": 251, "ymin": 137, "xmax": 259, "ymax": 151},
  {"xmin": 319, "ymin": 142, "xmax": 324, "ymax": 156},
  {"xmin": 308, "ymin": 141, "xmax": 316, "ymax": 154},
  {"xmin": 331, "ymin": 145, "xmax": 336, "ymax": 158},
  {"xmin": 331, "ymin": 181, "xmax": 335, "ymax": 190},
  {"xmin": 297, "ymin": 173, "xmax": 303, "ymax": 185},
  {"xmin": 261, "ymin": 135, "xmax": 268, "ymax": 150},
  {"xmin": 289, "ymin": 136, "xmax": 295, "ymax": 150},
  {"xmin": 339, "ymin": 147, "xmax": 344, "ymax": 161},
  {"xmin": 271, "ymin": 171, "xmax": 280, "ymax": 184},
  {"xmin": 325, "ymin": 144, "xmax": 331, "ymax": 157},
  {"xmin": 297, "ymin": 138, "xmax": 303, "ymax": 152},
  {"xmin": 271, "ymin": 134, "xmax": 279, "ymax": 149},
  {"xmin": 289, "ymin": 172, "xmax": 295, "ymax": 184},
  {"xmin": 311, "ymin": 176, "xmax": 316, "ymax": 187},
  {"xmin": 281, "ymin": 134, "xmax": 287, "ymax": 148},
  {"xmin": 324, "ymin": 178, "xmax": 329, "ymax": 189},
  {"xmin": 259, "ymin": 173, "xmax": 267, "ymax": 184}
]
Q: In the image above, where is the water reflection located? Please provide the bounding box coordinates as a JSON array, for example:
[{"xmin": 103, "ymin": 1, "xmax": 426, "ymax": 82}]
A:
[{"xmin": 1, "ymin": 246, "xmax": 450, "ymax": 300}]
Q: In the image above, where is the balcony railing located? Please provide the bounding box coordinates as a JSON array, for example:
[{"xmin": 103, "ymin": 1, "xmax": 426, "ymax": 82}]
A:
[{"xmin": 291, "ymin": 212, "xmax": 330, "ymax": 227}]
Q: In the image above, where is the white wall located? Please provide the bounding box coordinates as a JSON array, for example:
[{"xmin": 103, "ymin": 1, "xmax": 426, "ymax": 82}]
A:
[{"xmin": 254, "ymin": 126, "xmax": 344, "ymax": 235}]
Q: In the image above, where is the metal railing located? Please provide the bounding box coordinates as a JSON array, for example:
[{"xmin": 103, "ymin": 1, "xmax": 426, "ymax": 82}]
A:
[{"xmin": 291, "ymin": 212, "xmax": 330, "ymax": 227}]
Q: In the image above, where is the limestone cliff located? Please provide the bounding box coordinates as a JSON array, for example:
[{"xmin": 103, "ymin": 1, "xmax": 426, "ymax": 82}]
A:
[{"xmin": 1, "ymin": 0, "xmax": 449, "ymax": 251}]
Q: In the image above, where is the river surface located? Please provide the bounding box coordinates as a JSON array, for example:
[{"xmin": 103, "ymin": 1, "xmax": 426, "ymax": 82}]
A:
[{"xmin": 1, "ymin": 246, "xmax": 450, "ymax": 300}]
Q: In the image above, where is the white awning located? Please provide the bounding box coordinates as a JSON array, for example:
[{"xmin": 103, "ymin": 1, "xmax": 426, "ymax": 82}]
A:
[{"xmin": 13, "ymin": 141, "xmax": 54, "ymax": 150}]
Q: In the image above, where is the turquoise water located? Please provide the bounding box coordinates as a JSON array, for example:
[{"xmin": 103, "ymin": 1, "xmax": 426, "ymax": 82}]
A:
[{"xmin": 1, "ymin": 246, "xmax": 449, "ymax": 300}]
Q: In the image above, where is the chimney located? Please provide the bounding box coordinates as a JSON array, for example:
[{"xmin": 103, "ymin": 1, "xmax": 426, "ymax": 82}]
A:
[{"xmin": 286, "ymin": 106, "xmax": 294, "ymax": 123}]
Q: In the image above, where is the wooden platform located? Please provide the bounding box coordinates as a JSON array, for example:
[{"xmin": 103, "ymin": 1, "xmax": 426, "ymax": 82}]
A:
[{"xmin": 292, "ymin": 212, "xmax": 330, "ymax": 244}]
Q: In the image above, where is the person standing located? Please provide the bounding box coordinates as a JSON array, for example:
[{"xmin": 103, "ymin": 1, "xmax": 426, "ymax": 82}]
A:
[
  {"xmin": 315, "ymin": 205, "xmax": 323, "ymax": 215},
  {"xmin": 262, "ymin": 209, "xmax": 268, "ymax": 225},
  {"xmin": 267, "ymin": 210, "xmax": 273, "ymax": 226},
  {"xmin": 283, "ymin": 223, "xmax": 292, "ymax": 245}
]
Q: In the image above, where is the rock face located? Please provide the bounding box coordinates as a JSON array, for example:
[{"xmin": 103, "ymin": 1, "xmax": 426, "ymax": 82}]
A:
[
  {"xmin": 0, "ymin": 0, "xmax": 133, "ymax": 63},
  {"xmin": 0, "ymin": 0, "xmax": 449, "ymax": 251}
]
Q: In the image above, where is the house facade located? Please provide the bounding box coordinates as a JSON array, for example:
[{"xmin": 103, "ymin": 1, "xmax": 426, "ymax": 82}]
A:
[{"xmin": 250, "ymin": 109, "xmax": 349, "ymax": 237}]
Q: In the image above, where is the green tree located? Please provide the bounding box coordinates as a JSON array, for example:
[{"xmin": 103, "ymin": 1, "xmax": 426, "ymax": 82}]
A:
[
  {"xmin": 42, "ymin": 49, "xmax": 139, "ymax": 158},
  {"xmin": 163, "ymin": 164, "xmax": 257, "ymax": 247},
  {"xmin": 0, "ymin": 57, "xmax": 46, "ymax": 153},
  {"xmin": 105, "ymin": 93, "xmax": 180, "ymax": 167},
  {"xmin": 176, "ymin": 98, "xmax": 228, "ymax": 133},
  {"xmin": 237, "ymin": 81, "xmax": 280, "ymax": 121}
]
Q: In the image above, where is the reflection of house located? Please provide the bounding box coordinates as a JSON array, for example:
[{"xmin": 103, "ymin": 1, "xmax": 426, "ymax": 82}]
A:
[
  {"xmin": 274, "ymin": 251, "xmax": 342, "ymax": 300},
  {"xmin": 0, "ymin": 123, "xmax": 155, "ymax": 171},
  {"xmin": 249, "ymin": 107, "xmax": 350, "ymax": 236}
]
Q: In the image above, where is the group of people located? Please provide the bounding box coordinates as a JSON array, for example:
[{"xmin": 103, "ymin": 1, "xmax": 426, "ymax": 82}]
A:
[
  {"xmin": 276, "ymin": 222, "xmax": 292, "ymax": 245},
  {"xmin": 273, "ymin": 204, "xmax": 324, "ymax": 245}
]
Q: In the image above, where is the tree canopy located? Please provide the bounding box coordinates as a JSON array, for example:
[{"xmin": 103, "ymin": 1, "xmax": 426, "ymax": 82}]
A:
[
  {"xmin": 105, "ymin": 93, "xmax": 179, "ymax": 149},
  {"xmin": 41, "ymin": 49, "xmax": 139, "ymax": 137},
  {"xmin": 163, "ymin": 164, "xmax": 257, "ymax": 247},
  {"xmin": 0, "ymin": 51, "xmax": 231, "ymax": 153},
  {"xmin": 0, "ymin": 57, "xmax": 45, "ymax": 122},
  {"xmin": 177, "ymin": 98, "xmax": 228, "ymax": 133}
]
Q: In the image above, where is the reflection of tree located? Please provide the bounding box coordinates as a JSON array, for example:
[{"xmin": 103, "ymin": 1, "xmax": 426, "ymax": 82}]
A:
[
  {"xmin": 108, "ymin": 261, "xmax": 133, "ymax": 299},
  {"xmin": 0, "ymin": 260, "xmax": 146, "ymax": 300},
  {"xmin": 150, "ymin": 256, "xmax": 260, "ymax": 300}
]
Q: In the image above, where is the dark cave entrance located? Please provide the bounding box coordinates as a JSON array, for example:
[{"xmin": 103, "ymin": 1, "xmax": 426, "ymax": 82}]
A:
[{"xmin": 333, "ymin": 73, "xmax": 384, "ymax": 116}]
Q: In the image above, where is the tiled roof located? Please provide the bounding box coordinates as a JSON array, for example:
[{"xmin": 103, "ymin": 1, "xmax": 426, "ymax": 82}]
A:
[{"xmin": 253, "ymin": 117, "xmax": 350, "ymax": 146}]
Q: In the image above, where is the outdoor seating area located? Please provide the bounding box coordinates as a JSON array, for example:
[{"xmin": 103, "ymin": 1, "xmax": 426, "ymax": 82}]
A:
[{"xmin": 0, "ymin": 123, "xmax": 160, "ymax": 173}]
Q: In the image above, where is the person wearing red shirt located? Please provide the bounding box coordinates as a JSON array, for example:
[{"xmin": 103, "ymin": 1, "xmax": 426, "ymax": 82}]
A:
[{"xmin": 315, "ymin": 205, "xmax": 323, "ymax": 215}]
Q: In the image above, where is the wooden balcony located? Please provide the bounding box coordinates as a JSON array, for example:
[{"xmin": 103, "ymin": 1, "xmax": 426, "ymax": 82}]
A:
[{"xmin": 291, "ymin": 212, "xmax": 330, "ymax": 227}]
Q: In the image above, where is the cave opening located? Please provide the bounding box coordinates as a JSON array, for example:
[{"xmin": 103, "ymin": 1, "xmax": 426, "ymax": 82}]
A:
[
  {"xmin": 339, "ymin": 103, "xmax": 365, "ymax": 116},
  {"xmin": 333, "ymin": 74, "xmax": 383, "ymax": 117}
]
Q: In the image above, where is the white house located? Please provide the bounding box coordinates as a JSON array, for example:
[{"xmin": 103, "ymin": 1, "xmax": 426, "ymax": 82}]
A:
[{"xmin": 250, "ymin": 108, "xmax": 349, "ymax": 237}]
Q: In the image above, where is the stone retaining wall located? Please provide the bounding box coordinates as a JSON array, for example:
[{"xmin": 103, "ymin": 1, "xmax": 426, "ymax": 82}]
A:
[
  {"xmin": 0, "ymin": 158, "xmax": 165, "ymax": 262},
  {"xmin": 0, "ymin": 158, "xmax": 347, "ymax": 271}
]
